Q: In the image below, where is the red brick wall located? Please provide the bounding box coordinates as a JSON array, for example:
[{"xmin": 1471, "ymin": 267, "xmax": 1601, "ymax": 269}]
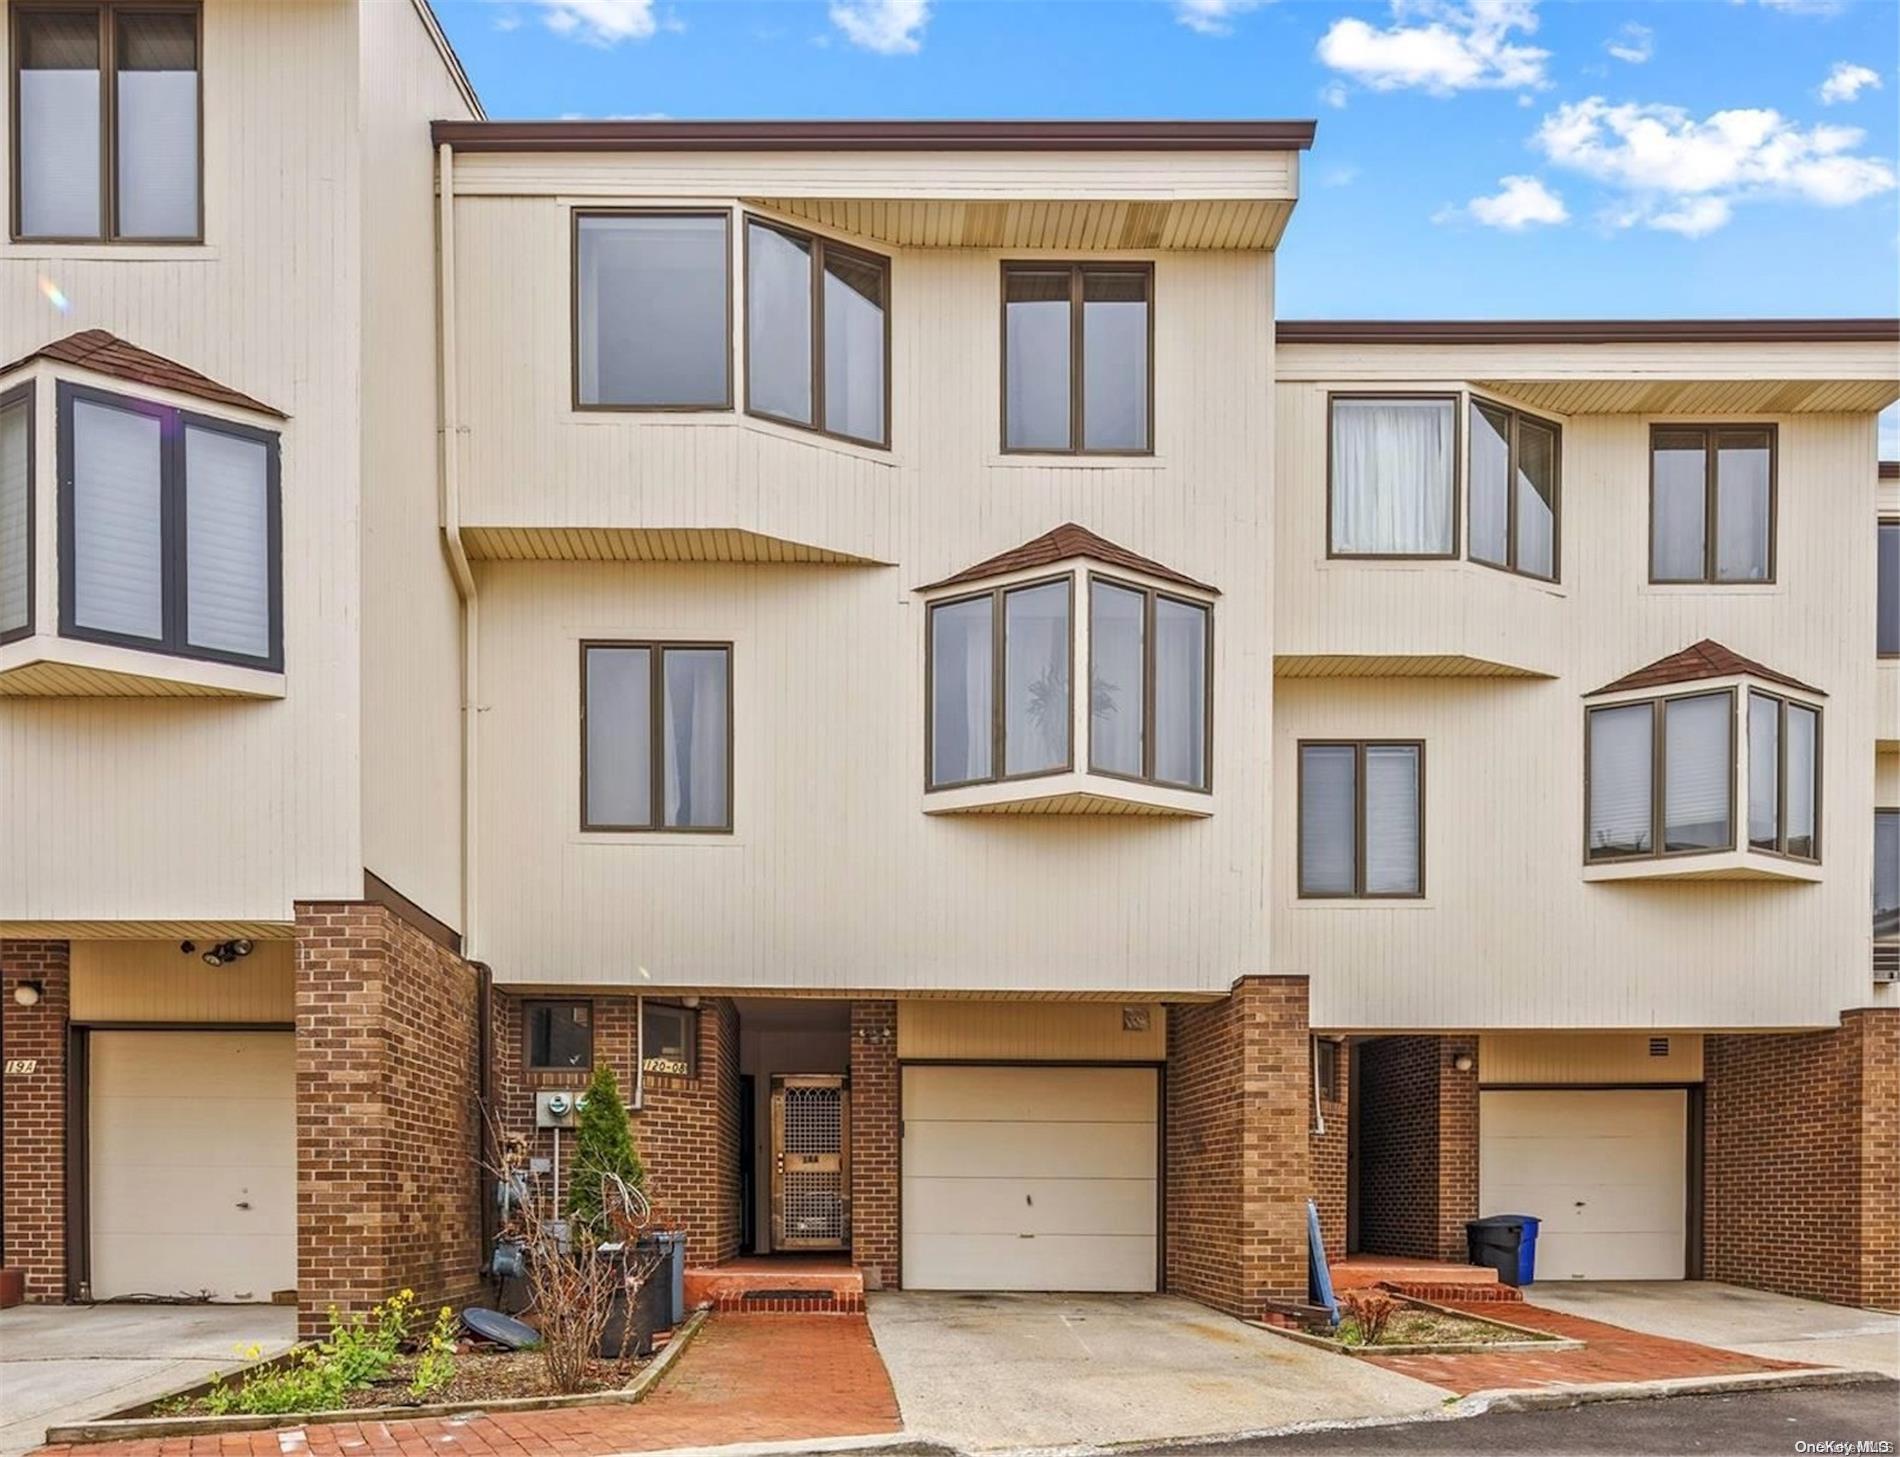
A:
[
  {"xmin": 849, "ymin": 1001, "xmax": 898, "ymax": 1289},
  {"xmin": 1312, "ymin": 1037, "xmax": 1350, "ymax": 1261},
  {"xmin": 1706, "ymin": 1012, "xmax": 1899, "ymax": 1309},
  {"xmin": 1356, "ymin": 1035, "xmax": 1477, "ymax": 1263},
  {"xmin": 0, "ymin": 940, "xmax": 69, "ymax": 1301},
  {"xmin": 296, "ymin": 904, "xmax": 485, "ymax": 1337},
  {"xmin": 488, "ymin": 992, "xmax": 741, "ymax": 1267},
  {"xmin": 1165, "ymin": 976, "xmax": 1310, "ymax": 1317}
]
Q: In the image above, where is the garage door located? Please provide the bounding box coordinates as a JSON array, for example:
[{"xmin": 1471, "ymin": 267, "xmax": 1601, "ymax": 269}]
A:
[
  {"xmin": 1479, "ymin": 1089, "xmax": 1687, "ymax": 1282},
  {"xmin": 901, "ymin": 1065, "xmax": 1157, "ymax": 1291},
  {"xmin": 89, "ymin": 1030, "xmax": 296, "ymax": 1302}
]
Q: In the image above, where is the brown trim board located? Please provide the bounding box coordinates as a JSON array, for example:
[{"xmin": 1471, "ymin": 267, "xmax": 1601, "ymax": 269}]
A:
[
  {"xmin": 432, "ymin": 118, "xmax": 1318, "ymax": 153},
  {"xmin": 1279, "ymin": 319, "xmax": 1900, "ymax": 345}
]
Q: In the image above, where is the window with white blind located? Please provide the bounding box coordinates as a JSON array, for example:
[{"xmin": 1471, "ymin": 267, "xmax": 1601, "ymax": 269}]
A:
[
  {"xmin": 57, "ymin": 383, "xmax": 280, "ymax": 669},
  {"xmin": 1748, "ymin": 690, "xmax": 1821, "ymax": 862},
  {"xmin": 1298, "ymin": 740, "xmax": 1423, "ymax": 898},
  {"xmin": 0, "ymin": 384, "xmax": 32, "ymax": 644},
  {"xmin": 1587, "ymin": 690, "xmax": 1739, "ymax": 863},
  {"xmin": 12, "ymin": 3, "xmax": 200, "ymax": 243},
  {"xmin": 1328, "ymin": 395, "xmax": 1457, "ymax": 558}
]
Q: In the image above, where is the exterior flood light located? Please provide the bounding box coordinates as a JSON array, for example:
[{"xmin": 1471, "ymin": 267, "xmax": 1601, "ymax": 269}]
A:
[{"xmin": 202, "ymin": 940, "xmax": 257, "ymax": 967}]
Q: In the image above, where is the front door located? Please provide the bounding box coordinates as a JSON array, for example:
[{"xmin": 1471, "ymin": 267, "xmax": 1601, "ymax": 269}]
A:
[{"xmin": 770, "ymin": 1074, "xmax": 851, "ymax": 1250}]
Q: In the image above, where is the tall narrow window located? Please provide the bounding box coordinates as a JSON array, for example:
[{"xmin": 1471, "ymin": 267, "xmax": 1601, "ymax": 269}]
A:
[
  {"xmin": 744, "ymin": 218, "xmax": 889, "ymax": 447},
  {"xmin": 1002, "ymin": 263, "xmax": 1151, "ymax": 454},
  {"xmin": 1002, "ymin": 580, "xmax": 1070, "ymax": 777},
  {"xmin": 1876, "ymin": 809, "xmax": 1899, "ymax": 950},
  {"xmin": 13, "ymin": 3, "xmax": 200, "ymax": 242},
  {"xmin": 1087, "ymin": 576, "xmax": 1212, "ymax": 790},
  {"xmin": 1748, "ymin": 690, "xmax": 1822, "ymax": 862},
  {"xmin": 927, "ymin": 578, "xmax": 1072, "ymax": 788},
  {"xmin": 928, "ymin": 594, "xmax": 992, "ymax": 788},
  {"xmin": 58, "ymin": 384, "xmax": 279, "ymax": 668},
  {"xmin": 1469, "ymin": 398, "xmax": 1559, "ymax": 580},
  {"xmin": 1878, "ymin": 520, "xmax": 1898, "ymax": 658},
  {"xmin": 575, "ymin": 211, "xmax": 730, "ymax": 409},
  {"xmin": 1298, "ymin": 741, "xmax": 1423, "ymax": 898},
  {"xmin": 1650, "ymin": 426, "xmax": 1775, "ymax": 583},
  {"xmin": 1587, "ymin": 701, "xmax": 1656, "ymax": 860},
  {"xmin": 1329, "ymin": 395, "xmax": 1457, "ymax": 557},
  {"xmin": 0, "ymin": 385, "xmax": 31, "ymax": 644},
  {"xmin": 581, "ymin": 641, "xmax": 732, "ymax": 832},
  {"xmin": 1663, "ymin": 692, "xmax": 1731, "ymax": 852}
]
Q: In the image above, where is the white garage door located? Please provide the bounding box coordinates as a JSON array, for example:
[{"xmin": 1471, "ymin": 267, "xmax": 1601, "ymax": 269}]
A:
[
  {"xmin": 89, "ymin": 1030, "xmax": 297, "ymax": 1302},
  {"xmin": 902, "ymin": 1065, "xmax": 1157, "ymax": 1292},
  {"xmin": 1479, "ymin": 1088, "xmax": 1687, "ymax": 1282}
]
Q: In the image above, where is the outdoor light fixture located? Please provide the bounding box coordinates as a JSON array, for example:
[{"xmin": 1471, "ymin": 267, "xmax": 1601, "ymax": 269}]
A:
[
  {"xmin": 201, "ymin": 940, "xmax": 256, "ymax": 967},
  {"xmin": 12, "ymin": 981, "xmax": 42, "ymax": 1007},
  {"xmin": 179, "ymin": 941, "xmax": 196, "ymax": 955},
  {"xmin": 1453, "ymin": 1053, "xmax": 1475, "ymax": 1073}
]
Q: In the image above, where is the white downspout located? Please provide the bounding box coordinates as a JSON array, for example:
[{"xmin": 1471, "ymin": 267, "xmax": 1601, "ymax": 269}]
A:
[{"xmin": 438, "ymin": 141, "xmax": 479, "ymax": 955}]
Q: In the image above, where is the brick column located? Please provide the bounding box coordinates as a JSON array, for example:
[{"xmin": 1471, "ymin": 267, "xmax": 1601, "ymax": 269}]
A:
[
  {"xmin": 296, "ymin": 904, "xmax": 484, "ymax": 1338},
  {"xmin": 849, "ymin": 1001, "xmax": 899, "ymax": 1289},
  {"xmin": 1, "ymin": 940, "xmax": 69, "ymax": 1301},
  {"xmin": 1437, "ymin": 1036, "xmax": 1480, "ymax": 1263},
  {"xmin": 1165, "ymin": 976, "xmax": 1311, "ymax": 1317}
]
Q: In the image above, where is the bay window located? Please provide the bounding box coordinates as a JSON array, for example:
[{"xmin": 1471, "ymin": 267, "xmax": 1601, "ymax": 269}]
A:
[
  {"xmin": 1650, "ymin": 426, "xmax": 1775, "ymax": 584},
  {"xmin": 1088, "ymin": 576, "xmax": 1210, "ymax": 790},
  {"xmin": 575, "ymin": 211, "xmax": 731, "ymax": 409},
  {"xmin": 0, "ymin": 384, "xmax": 31, "ymax": 644},
  {"xmin": 745, "ymin": 217, "xmax": 889, "ymax": 447},
  {"xmin": 1468, "ymin": 398, "xmax": 1559, "ymax": 581},
  {"xmin": 582, "ymin": 641, "xmax": 732, "ymax": 832},
  {"xmin": 57, "ymin": 383, "xmax": 280, "ymax": 669},
  {"xmin": 1297, "ymin": 741, "xmax": 1423, "ymax": 898},
  {"xmin": 928, "ymin": 577, "xmax": 1072, "ymax": 788},
  {"xmin": 1748, "ymin": 690, "xmax": 1820, "ymax": 861},
  {"xmin": 1587, "ymin": 691, "xmax": 1733, "ymax": 862},
  {"xmin": 1328, "ymin": 394, "xmax": 1457, "ymax": 557}
]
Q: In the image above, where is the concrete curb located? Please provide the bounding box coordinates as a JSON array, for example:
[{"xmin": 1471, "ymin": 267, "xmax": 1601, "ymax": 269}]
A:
[
  {"xmin": 42, "ymin": 1306, "xmax": 712, "ymax": 1447},
  {"xmin": 590, "ymin": 1437, "xmax": 953, "ymax": 1457}
]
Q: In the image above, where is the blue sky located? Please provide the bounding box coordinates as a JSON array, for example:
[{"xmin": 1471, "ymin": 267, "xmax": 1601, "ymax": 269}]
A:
[{"xmin": 434, "ymin": 0, "xmax": 1900, "ymax": 447}]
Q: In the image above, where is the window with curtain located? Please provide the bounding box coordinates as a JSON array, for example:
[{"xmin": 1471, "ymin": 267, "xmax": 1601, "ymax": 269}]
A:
[
  {"xmin": 744, "ymin": 217, "xmax": 889, "ymax": 447},
  {"xmin": 1087, "ymin": 576, "xmax": 1212, "ymax": 790},
  {"xmin": 927, "ymin": 578, "xmax": 1072, "ymax": 788},
  {"xmin": 0, "ymin": 385, "xmax": 31, "ymax": 644},
  {"xmin": 1879, "ymin": 521, "xmax": 1898, "ymax": 658},
  {"xmin": 581, "ymin": 641, "xmax": 732, "ymax": 832},
  {"xmin": 1650, "ymin": 426, "xmax": 1775, "ymax": 583},
  {"xmin": 1589, "ymin": 690, "xmax": 1751, "ymax": 863},
  {"xmin": 1329, "ymin": 396, "xmax": 1456, "ymax": 557},
  {"xmin": 59, "ymin": 383, "xmax": 279, "ymax": 668},
  {"xmin": 575, "ymin": 211, "xmax": 730, "ymax": 409},
  {"xmin": 524, "ymin": 1001, "xmax": 592, "ymax": 1071},
  {"xmin": 13, "ymin": 3, "xmax": 199, "ymax": 242},
  {"xmin": 1298, "ymin": 741, "xmax": 1423, "ymax": 897},
  {"xmin": 1468, "ymin": 398, "xmax": 1559, "ymax": 580},
  {"xmin": 1003, "ymin": 263, "xmax": 1151, "ymax": 454},
  {"xmin": 1748, "ymin": 690, "xmax": 1821, "ymax": 862}
]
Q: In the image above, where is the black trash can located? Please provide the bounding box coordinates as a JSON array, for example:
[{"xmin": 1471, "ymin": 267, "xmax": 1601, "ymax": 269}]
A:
[{"xmin": 1466, "ymin": 1213, "xmax": 1541, "ymax": 1287}]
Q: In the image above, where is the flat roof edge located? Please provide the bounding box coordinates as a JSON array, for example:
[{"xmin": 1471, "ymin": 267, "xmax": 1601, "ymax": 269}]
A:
[
  {"xmin": 429, "ymin": 118, "xmax": 1318, "ymax": 153},
  {"xmin": 1278, "ymin": 319, "xmax": 1900, "ymax": 345}
]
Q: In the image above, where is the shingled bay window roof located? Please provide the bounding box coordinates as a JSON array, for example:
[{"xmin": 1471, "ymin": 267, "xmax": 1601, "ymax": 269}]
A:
[
  {"xmin": 1587, "ymin": 639, "xmax": 1821, "ymax": 699},
  {"xmin": 917, "ymin": 522, "xmax": 1217, "ymax": 596},
  {"xmin": 0, "ymin": 330, "xmax": 284, "ymax": 419}
]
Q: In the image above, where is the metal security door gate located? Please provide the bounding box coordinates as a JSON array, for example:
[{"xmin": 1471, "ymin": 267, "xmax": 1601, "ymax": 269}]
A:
[{"xmin": 771, "ymin": 1074, "xmax": 851, "ymax": 1250}]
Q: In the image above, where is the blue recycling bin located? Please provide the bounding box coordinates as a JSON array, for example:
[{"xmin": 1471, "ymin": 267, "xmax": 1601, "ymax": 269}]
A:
[{"xmin": 1466, "ymin": 1214, "xmax": 1541, "ymax": 1286}]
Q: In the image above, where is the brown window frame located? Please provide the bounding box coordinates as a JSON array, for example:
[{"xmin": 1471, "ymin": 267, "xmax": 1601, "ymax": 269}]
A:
[
  {"xmin": 0, "ymin": 380, "xmax": 35, "ymax": 646},
  {"xmin": 1295, "ymin": 739, "xmax": 1427, "ymax": 900},
  {"xmin": 1878, "ymin": 517, "xmax": 1898, "ymax": 659},
  {"xmin": 1876, "ymin": 807, "xmax": 1899, "ymax": 953},
  {"xmin": 639, "ymin": 999, "xmax": 699, "ymax": 1080},
  {"xmin": 1085, "ymin": 571, "xmax": 1214, "ymax": 793},
  {"xmin": 999, "ymin": 260, "xmax": 1155, "ymax": 457},
  {"xmin": 1746, "ymin": 688, "xmax": 1823, "ymax": 864},
  {"xmin": 10, "ymin": 0, "xmax": 204, "ymax": 244},
  {"xmin": 570, "ymin": 208, "xmax": 735, "ymax": 414},
  {"xmin": 924, "ymin": 572, "xmax": 1075, "ymax": 791},
  {"xmin": 579, "ymin": 639, "xmax": 735, "ymax": 834},
  {"xmin": 1647, "ymin": 423, "xmax": 1778, "ymax": 585},
  {"xmin": 1467, "ymin": 395, "xmax": 1561, "ymax": 582},
  {"xmin": 1584, "ymin": 688, "xmax": 1741, "ymax": 865},
  {"xmin": 1314, "ymin": 1036, "xmax": 1340, "ymax": 1102},
  {"xmin": 742, "ymin": 214, "xmax": 891, "ymax": 450},
  {"xmin": 521, "ymin": 998, "xmax": 594, "ymax": 1073},
  {"xmin": 1324, "ymin": 391, "xmax": 1462, "ymax": 561}
]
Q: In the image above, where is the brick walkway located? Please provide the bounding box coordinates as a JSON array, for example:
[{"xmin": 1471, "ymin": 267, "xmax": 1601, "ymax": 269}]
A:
[
  {"xmin": 1364, "ymin": 1300, "xmax": 1813, "ymax": 1395},
  {"xmin": 36, "ymin": 1315, "xmax": 903, "ymax": 1457}
]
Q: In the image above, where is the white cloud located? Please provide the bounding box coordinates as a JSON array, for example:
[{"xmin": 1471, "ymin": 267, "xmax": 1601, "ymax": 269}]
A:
[
  {"xmin": 1320, "ymin": 163, "xmax": 1361, "ymax": 188},
  {"xmin": 1438, "ymin": 173, "xmax": 1568, "ymax": 229},
  {"xmin": 1758, "ymin": 0, "xmax": 1845, "ymax": 15},
  {"xmin": 1319, "ymin": 80, "xmax": 1349, "ymax": 109},
  {"xmin": 1316, "ymin": 0, "xmax": 1550, "ymax": 96},
  {"xmin": 1534, "ymin": 95, "xmax": 1897, "ymax": 234},
  {"xmin": 829, "ymin": 0, "xmax": 929, "ymax": 53},
  {"xmin": 1174, "ymin": 0, "xmax": 1272, "ymax": 35},
  {"xmin": 1605, "ymin": 22, "xmax": 1653, "ymax": 64},
  {"xmin": 529, "ymin": 0, "xmax": 657, "ymax": 45},
  {"xmin": 1819, "ymin": 62, "xmax": 1881, "ymax": 105}
]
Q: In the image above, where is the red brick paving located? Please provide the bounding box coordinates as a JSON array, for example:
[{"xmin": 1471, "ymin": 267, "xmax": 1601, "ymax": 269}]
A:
[
  {"xmin": 1365, "ymin": 1300, "xmax": 1813, "ymax": 1395},
  {"xmin": 35, "ymin": 1315, "xmax": 902, "ymax": 1457}
]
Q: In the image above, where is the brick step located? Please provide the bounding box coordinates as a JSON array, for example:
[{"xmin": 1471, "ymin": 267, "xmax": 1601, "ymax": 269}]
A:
[
  {"xmin": 716, "ymin": 1288, "xmax": 865, "ymax": 1314},
  {"xmin": 1380, "ymin": 1279, "xmax": 1523, "ymax": 1303}
]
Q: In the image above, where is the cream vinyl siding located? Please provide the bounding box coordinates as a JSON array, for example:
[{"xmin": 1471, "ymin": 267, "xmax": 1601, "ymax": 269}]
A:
[
  {"xmin": 1478, "ymin": 1033, "xmax": 1703, "ymax": 1085},
  {"xmin": 0, "ymin": 0, "xmax": 373, "ymax": 925},
  {"xmin": 1278, "ymin": 398, "xmax": 1881, "ymax": 1031},
  {"xmin": 897, "ymin": 1001, "xmax": 1167, "ymax": 1061},
  {"xmin": 71, "ymin": 939, "xmax": 294, "ymax": 1023},
  {"xmin": 88, "ymin": 1030, "xmax": 297, "ymax": 1301},
  {"xmin": 1479, "ymin": 1089, "xmax": 1687, "ymax": 1282},
  {"xmin": 466, "ymin": 243, "xmax": 1275, "ymax": 994},
  {"xmin": 901, "ymin": 1064, "xmax": 1158, "ymax": 1292}
]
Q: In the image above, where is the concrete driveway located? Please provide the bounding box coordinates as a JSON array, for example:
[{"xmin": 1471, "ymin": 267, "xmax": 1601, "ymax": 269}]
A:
[
  {"xmin": 0, "ymin": 1304, "xmax": 296, "ymax": 1456},
  {"xmin": 867, "ymin": 1291, "xmax": 1448, "ymax": 1451},
  {"xmin": 1526, "ymin": 1281, "xmax": 1900, "ymax": 1378}
]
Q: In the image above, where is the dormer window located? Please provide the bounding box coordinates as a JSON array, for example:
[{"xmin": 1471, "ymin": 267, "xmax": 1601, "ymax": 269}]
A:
[{"xmin": 920, "ymin": 524, "xmax": 1214, "ymax": 815}]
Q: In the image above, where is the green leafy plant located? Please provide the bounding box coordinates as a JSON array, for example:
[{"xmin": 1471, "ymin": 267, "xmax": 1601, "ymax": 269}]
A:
[
  {"xmin": 409, "ymin": 1306, "xmax": 459, "ymax": 1400},
  {"xmin": 563, "ymin": 1064, "xmax": 645, "ymax": 1239},
  {"xmin": 198, "ymin": 1292, "xmax": 418, "ymax": 1416}
]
